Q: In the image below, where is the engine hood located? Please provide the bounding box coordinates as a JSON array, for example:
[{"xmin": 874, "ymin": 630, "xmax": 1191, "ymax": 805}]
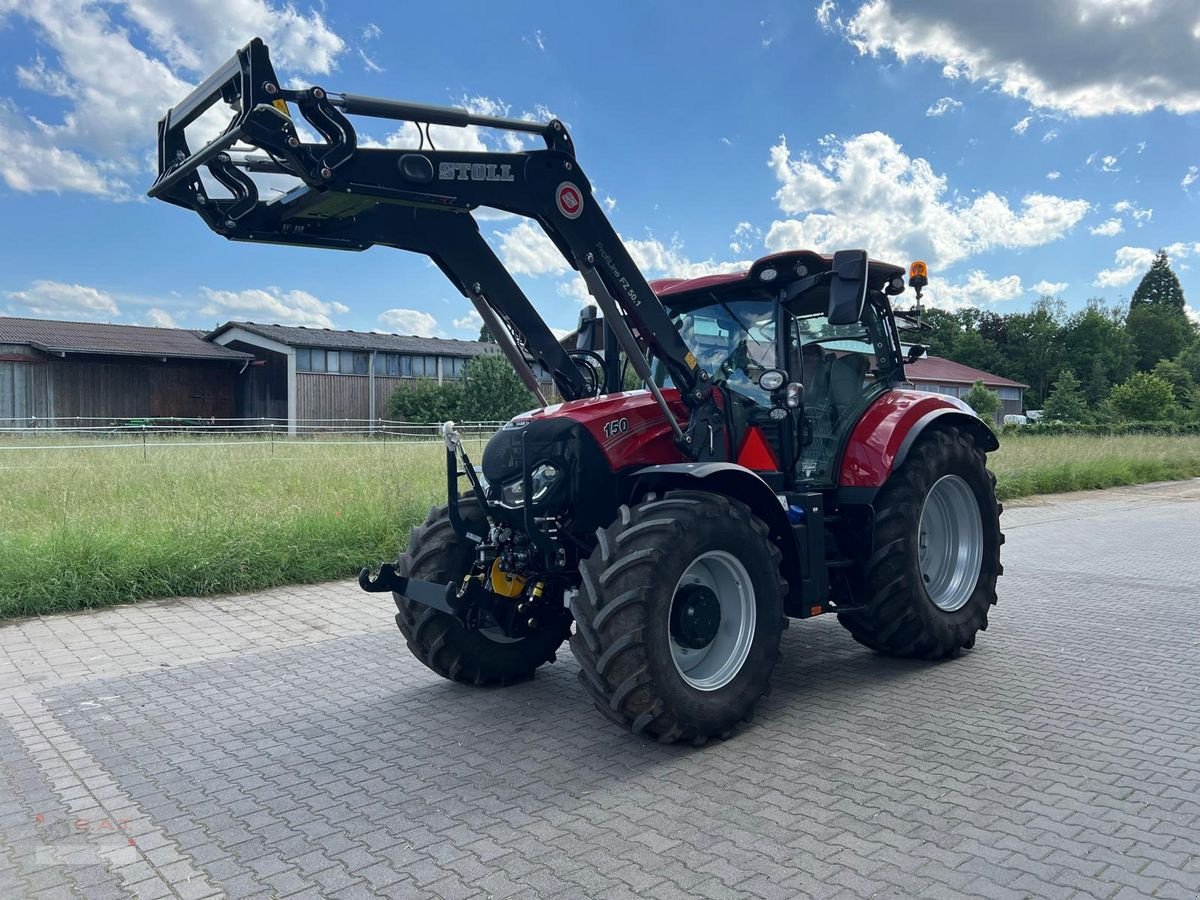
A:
[{"xmin": 511, "ymin": 389, "xmax": 691, "ymax": 470}]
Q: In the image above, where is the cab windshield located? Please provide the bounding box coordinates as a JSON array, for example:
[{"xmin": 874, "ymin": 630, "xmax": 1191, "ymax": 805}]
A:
[{"xmin": 661, "ymin": 298, "xmax": 776, "ymax": 404}]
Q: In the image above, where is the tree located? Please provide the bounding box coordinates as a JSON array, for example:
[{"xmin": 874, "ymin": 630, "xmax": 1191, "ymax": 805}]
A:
[
  {"xmin": 1131, "ymin": 249, "xmax": 1186, "ymax": 310},
  {"xmin": 460, "ymin": 354, "xmax": 535, "ymax": 421},
  {"xmin": 1109, "ymin": 373, "xmax": 1178, "ymax": 422},
  {"xmin": 1042, "ymin": 369, "xmax": 1088, "ymax": 422},
  {"xmin": 1151, "ymin": 359, "xmax": 1199, "ymax": 410},
  {"xmin": 1083, "ymin": 358, "xmax": 1111, "ymax": 408},
  {"xmin": 963, "ymin": 380, "xmax": 1001, "ymax": 423},
  {"xmin": 478, "ymin": 323, "xmax": 496, "ymax": 343},
  {"xmin": 1061, "ymin": 301, "xmax": 1134, "ymax": 403},
  {"xmin": 1127, "ymin": 302, "xmax": 1193, "ymax": 371},
  {"xmin": 1176, "ymin": 338, "xmax": 1200, "ymax": 384},
  {"xmin": 387, "ymin": 379, "xmax": 464, "ymax": 423},
  {"xmin": 1000, "ymin": 298, "xmax": 1065, "ymax": 407}
]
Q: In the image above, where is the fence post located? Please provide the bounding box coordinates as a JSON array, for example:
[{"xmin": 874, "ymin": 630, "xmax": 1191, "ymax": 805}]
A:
[
  {"xmin": 270, "ymin": 423, "xmax": 274, "ymax": 456},
  {"xmin": 142, "ymin": 424, "xmax": 147, "ymax": 462}
]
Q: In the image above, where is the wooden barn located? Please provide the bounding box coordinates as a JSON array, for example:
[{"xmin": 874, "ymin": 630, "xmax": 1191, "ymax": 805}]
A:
[
  {"xmin": 207, "ymin": 321, "xmax": 505, "ymax": 432},
  {"xmin": 0, "ymin": 317, "xmax": 252, "ymax": 423}
]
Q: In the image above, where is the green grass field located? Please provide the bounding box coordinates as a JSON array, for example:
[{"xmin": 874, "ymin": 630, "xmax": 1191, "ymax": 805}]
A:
[{"xmin": 2, "ymin": 431, "xmax": 1198, "ymax": 618}]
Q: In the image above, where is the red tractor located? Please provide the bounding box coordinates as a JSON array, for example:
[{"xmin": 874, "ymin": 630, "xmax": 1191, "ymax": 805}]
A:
[{"xmin": 151, "ymin": 40, "xmax": 1003, "ymax": 744}]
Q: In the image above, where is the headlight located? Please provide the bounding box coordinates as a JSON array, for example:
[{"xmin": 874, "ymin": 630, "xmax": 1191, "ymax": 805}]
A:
[
  {"xmin": 499, "ymin": 463, "xmax": 563, "ymax": 507},
  {"xmin": 531, "ymin": 463, "xmax": 560, "ymax": 502}
]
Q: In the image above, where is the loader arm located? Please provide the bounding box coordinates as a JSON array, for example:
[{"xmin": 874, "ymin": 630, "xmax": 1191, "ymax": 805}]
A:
[{"xmin": 148, "ymin": 38, "xmax": 719, "ymax": 456}]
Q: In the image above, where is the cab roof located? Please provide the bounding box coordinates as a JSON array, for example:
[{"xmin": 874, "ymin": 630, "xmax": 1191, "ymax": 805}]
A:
[{"xmin": 649, "ymin": 250, "xmax": 907, "ymax": 299}]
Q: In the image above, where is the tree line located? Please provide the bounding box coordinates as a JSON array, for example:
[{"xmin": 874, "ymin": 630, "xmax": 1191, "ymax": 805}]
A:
[{"xmin": 920, "ymin": 251, "xmax": 1200, "ymax": 424}]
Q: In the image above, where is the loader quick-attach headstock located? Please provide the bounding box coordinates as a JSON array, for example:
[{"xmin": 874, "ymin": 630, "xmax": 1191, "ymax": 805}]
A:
[{"xmin": 149, "ymin": 38, "xmax": 720, "ymax": 456}]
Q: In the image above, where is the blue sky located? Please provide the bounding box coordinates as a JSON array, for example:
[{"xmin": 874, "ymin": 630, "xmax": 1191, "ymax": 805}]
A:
[{"xmin": 0, "ymin": 0, "xmax": 1197, "ymax": 339}]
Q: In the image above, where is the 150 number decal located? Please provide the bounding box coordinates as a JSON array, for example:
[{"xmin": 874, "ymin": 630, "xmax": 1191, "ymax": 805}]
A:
[{"xmin": 603, "ymin": 417, "xmax": 629, "ymax": 438}]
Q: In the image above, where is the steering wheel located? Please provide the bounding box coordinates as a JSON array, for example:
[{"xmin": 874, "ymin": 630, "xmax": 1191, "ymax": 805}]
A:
[{"xmin": 568, "ymin": 350, "xmax": 605, "ymax": 397}]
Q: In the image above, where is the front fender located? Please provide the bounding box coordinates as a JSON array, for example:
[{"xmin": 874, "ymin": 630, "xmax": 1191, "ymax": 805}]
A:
[{"xmin": 839, "ymin": 390, "xmax": 999, "ymax": 489}]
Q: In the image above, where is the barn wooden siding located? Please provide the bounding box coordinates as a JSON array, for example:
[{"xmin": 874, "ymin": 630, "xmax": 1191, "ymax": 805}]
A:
[
  {"xmin": 0, "ymin": 352, "xmax": 239, "ymax": 420},
  {"xmin": 296, "ymin": 373, "xmax": 406, "ymax": 423}
]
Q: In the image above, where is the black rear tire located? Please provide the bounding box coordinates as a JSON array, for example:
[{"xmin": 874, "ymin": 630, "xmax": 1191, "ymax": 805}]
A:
[
  {"xmin": 570, "ymin": 490, "xmax": 787, "ymax": 745},
  {"xmin": 838, "ymin": 425, "xmax": 1002, "ymax": 659},
  {"xmin": 393, "ymin": 500, "xmax": 566, "ymax": 686}
]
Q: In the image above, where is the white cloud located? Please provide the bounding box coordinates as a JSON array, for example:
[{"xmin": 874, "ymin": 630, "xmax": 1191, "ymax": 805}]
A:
[
  {"xmin": 925, "ymin": 271, "xmax": 1024, "ymax": 311},
  {"xmin": 494, "ymin": 219, "xmax": 748, "ymax": 282},
  {"xmin": 925, "ymin": 97, "xmax": 962, "ymax": 117},
  {"xmin": 1089, "ymin": 218, "xmax": 1123, "ymax": 237},
  {"xmin": 362, "ymin": 23, "xmax": 381, "ymax": 41},
  {"xmin": 378, "ymin": 308, "xmax": 439, "ymax": 337},
  {"xmin": 1094, "ymin": 246, "xmax": 1158, "ymax": 288},
  {"xmin": 1030, "ymin": 280, "xmax": 1068, "ymax": 296},
  {"xmin": 841, "ymin": 0, "xmax": 1200, "ymax": 116},
  {"xmin": 1112, "ymin": 199, "xmax": 1152, "ymax": 226},
  {"xmin": 145, "ymin": 308, "xmax": 179, "ymax": 328},
  {"xmin": 1087, "ymin": 151, "xmax": 1121, "ymax": 173},
  {"xmin": 0, "ymin": 0, "xmax": 346, "ymax": 198},
  {"xmin": 1046, "ymin": 170, "xmax": 1061, "ymax": 181},
  {"xmin": 1184, "ymin": 166, "xmax": 1199, "ymax": 189},
  {"xmin": 1011, "ymin": 116, "xmax": 1032, "ymax": 135},
  {"xmin": 625, "ymin": 238, "xmax": 750, "ymax": 279},
  {"xmin": 452, "ymin": 310, "xmax": 483, "ymax": 331},
  {"xmin": 495, "ymin": 221, "xmax": 572, "ymax": 276},
  {"xmin": 729, "ymin": 221, "xmax": 763, "ymax": 255},
  {"xmin": 556, "ymin": 278, "xmax": 593, "ymax": 306},
  {"xmin": 1041, "ymin": 129, "xmax": 1059, "ymax": 143},
  {"xmin": 815, "ymin": 0, "xmax": 838, "ymax": 29},
  {"xmin": 5, "ymin": 280, "xmax": 120, "ymax": 320},
  {"xmin": 1186, "ymin": 305, "xmax": 1200, "ymax": 326},
  {"xmin": 358, "ymin": 48, "xmax": 383, "ymax": 73},
  {"xmin": 199, "ymin": 287, "xmax": 349, "ymax": 328},
  {"xmin": 765, "ymin": 132, "xmax": 1090, "ymax": 270}
]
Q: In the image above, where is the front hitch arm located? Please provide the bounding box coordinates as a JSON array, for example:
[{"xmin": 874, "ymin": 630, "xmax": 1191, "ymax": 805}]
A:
[{"xmin": 357, "ymin": 564, "xmax": 462, "ymax": 617}]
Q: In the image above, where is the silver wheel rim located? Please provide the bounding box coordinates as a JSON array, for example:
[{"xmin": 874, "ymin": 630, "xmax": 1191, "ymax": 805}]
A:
[
  {"xmin": 918, "ymin": 474, "xmax": 984, "ymax": 612},
  {"xmin": 669, "ymin": 551, "xmax": 756, "ymax": 691}
]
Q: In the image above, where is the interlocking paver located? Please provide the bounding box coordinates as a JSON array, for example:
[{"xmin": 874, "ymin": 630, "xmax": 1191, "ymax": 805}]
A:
[{"xmin": 1, "ymin": 479, "xmax": 1199, "ymax": 897}]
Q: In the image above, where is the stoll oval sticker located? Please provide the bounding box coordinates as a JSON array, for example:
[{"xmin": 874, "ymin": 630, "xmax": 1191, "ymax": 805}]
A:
[{"xmin": 556, "ymin": 182, "xmax": 583, "ymax": 219}]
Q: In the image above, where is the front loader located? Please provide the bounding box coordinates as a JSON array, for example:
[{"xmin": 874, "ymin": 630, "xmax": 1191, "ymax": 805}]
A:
[{"xmin": 150, "ymin": 39, "xmax": 1003, "ymax": 745}]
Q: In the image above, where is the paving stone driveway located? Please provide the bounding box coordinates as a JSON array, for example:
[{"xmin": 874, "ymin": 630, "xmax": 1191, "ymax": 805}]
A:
[{"xmin": 2, "ymin": 480, "xmax": 1199, "ymax": 899}]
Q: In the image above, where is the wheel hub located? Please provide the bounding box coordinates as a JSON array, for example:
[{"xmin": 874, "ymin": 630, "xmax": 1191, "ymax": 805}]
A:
[
  {"xmin": 668, "ymin": 551, "xmax": 757, "ymax": 692},
  {"xmin": 670, "ymin": 584, "xmax": 722, "ymax": 649},
  {"xmin": 917, "ymin": 474, "xmax": 984, "ymax": 612}
]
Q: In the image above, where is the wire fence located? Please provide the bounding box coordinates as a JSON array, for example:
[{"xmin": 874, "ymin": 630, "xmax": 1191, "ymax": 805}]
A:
[{"xmin": 0, "ymin": 416, "xmax": 505, "ymax": 457}]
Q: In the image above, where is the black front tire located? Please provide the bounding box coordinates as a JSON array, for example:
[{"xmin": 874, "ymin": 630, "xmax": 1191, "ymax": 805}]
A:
[
  {"xmin": 838, "ymin": 425, "xmax": 1003, "ymax": 659},
  {"xmin": 571, "ymin": 490, "xmax": 787, "ymax": 745},
  {"xmin": 393, "ymin": 500, "xmax": 566, "ymax": 686}
]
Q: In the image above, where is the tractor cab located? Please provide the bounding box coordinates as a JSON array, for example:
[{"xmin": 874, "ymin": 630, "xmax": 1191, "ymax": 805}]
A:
[{"xmin": 652, "ymin": 251, "xmax": 909, "ymax": 488}]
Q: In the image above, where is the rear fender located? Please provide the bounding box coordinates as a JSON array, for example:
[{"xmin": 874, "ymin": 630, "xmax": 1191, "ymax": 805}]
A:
[
  {"xmin": 839, "ymin": 390, "xmax": 999, "ymax": 491},
  {"xmin": 628, "ymin": 462, "xmax": 802, "ymax": 599}
]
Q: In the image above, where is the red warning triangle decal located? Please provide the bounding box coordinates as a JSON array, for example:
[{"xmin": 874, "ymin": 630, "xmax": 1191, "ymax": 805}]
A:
[{"xmin": 736, "ymin": 426, "xmax": 779, "ymax": 471}]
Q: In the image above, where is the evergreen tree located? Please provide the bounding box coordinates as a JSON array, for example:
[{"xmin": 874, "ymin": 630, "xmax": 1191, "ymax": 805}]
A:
[
  {"xmin": 1131, "ymin": 250, "xmax": 1186, "ymax": 310},
  {"xmin": 1042, "ymin": 369, "xmax": 1088, "ymax": 422}
]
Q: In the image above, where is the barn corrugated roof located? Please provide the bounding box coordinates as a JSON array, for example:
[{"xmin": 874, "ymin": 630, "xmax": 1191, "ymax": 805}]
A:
[
  {"xmin": 907, "ymin": 356, "xmax": 1028, "ymax": 389},
  {"xmin": 210, "ymin": 321, "xmax": 501, "ymax": 358},
  {"xmin": 0, "ymin": 316, "xmax": 252, "ymax": 361}
]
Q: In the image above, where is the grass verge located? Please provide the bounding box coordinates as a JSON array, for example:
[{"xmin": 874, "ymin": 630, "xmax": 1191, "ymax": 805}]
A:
[{"xmin": 1, "ymin": 432, "xmax": 1198, "ymax": 617}]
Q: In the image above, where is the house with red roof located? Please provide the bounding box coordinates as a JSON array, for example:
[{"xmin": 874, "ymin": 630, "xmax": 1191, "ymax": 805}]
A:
[{"xmin": 905, "ymin": 356, "xmax": 1028, "ymax": 424}]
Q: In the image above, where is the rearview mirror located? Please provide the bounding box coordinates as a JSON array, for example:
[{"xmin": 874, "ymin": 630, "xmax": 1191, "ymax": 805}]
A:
[{"xmin": 827, "ymin": 249, "xmax": 869, "ymax": 325}]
